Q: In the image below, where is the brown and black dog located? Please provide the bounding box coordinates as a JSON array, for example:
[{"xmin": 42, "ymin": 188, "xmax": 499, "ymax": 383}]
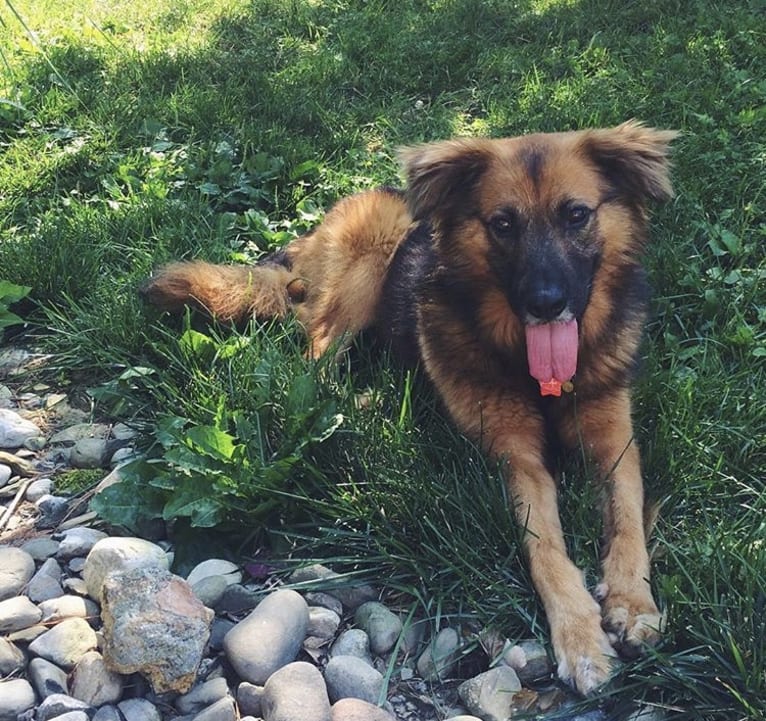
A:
[{"xmin": 142, "ymin": 120, "xmax": 676, "ymax": 695}]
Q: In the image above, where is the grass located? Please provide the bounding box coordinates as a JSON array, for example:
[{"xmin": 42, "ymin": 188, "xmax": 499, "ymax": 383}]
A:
[{"xmin": 1, "ymin": 0, "xmax": 764, "ymax": 717}]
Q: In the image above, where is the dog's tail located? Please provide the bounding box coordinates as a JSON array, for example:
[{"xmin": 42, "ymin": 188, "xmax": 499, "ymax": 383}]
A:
[{"xmin": 140, "ymin": 254, "xmax": 299, "ymax": 323}]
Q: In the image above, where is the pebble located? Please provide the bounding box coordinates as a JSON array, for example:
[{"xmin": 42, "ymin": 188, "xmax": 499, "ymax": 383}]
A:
[
  {"xmin": 330, "ymin": 698, "xmax": 397, "ymax": 721},
  {"xmin": 236, "ymin": 682, "xmax": 264, "ymax": 717},
  {"xmin": 223, "ymin": 589, "xmax": 309, "ymax": 684},
  {"xmin": 191, "ymin": 696, "xmax": 237, "ymax": 721},
  {"xmin": 0, "ymin": 678, "xmax": 36, "ymax": 720},
  {"xmin": 0, "ymin": 408, "xmax": 41, "ymax": 448},
  {"xmin": 27, "ymin": 557, "xmax": 64, "ymax": 602},
  {"xmin": 186, "ymin": 558, "xmax": 242, "ymax": 587},
  {"xmin": 38, "ymin": 594, "xmax": 99, "ymax": 624},
  {"xmin": 0, "ymin": 546, "xmax": 35, "ymax": 600},
  {"xmin": 324, "ymin": 654, "xmax": 385, "ymax": 704},
  {"xmin": 457, "ymin": 666, "xmax": 522, "ymax": 721},
  {"xmin": 354, "ymin": 601, "xmax": 403, "ymax": 655},
  {"xmin": 28, "ymin": 616, "xmax": 98, "ymax": 669},
  {"xmin": 262, "ymin": 661, "xmax": 332, "ymax": 721},
  {"xmin": 0, "ymin": 636, "xmax": 25, "ymax": 674},
  {"xmin": 56, "ymin": 527, "xmax": 109, "ymax": 559},
  {"xmin": 70, "ymin": 438, "xmax": 112, "ymax": 468},
  {"xmin": 500, "ymin": 638, "xmax": 554, "ymax": 683},
  {"xmin": 330, "ymin": 629, "xmax": 373, "ymax": 663},
  {"xmin": 28, "ymin": 657, "xmax": 69, "ymax": 698},
  {"xmin": 46, "ymin": 712, "xmax": 90, "ymax": 721},
  {"xmin": 35, "ymin": 693, "xmax": 93, "ymax": 721},
  {"xmin": 26, "ymin": 477, "xmax": 55, "ymax": 502},
  {"xmin": 306, "ymin": 606, "xmax": 342, "ymax": 646},
  {"xmin": 417, "ymin": 627, "xmax": 461, "ymax": 680},
  {"xmin": 35, "ymin": 494, "xmax": 70, "ymax": 528},
  {"xmin": 0, "ymin": 463, "xmax": 11, "ymax": 487},
  {"xmin": 289, "ymin": 564, "xmax": 377, "ymax": 610},
  {"xmin": 0, "ymin": 594, "xmax": 43, "ymax": 632},
  {"xmin": 70, "ymin": 650, "xmax": 125, "ymax": 705},
  {"xmin": 191, "ymin": 574, "xmax": 230, "ymax": 608},
  {"xmin": 92, "ymin": 705, "xmax": 122, "ymax": 721},
  {"xmin": 117, "ymin": 697, "xmax": 161, "ymax": 721},
  {"xmin": 175, "ymin": 676, "xmax": 230, "ymax": 715},
  {"xmin": 305, "ymin": 591, "xmax": 344, "ymax": 617},
  {"xmin": 216, "ymin": 582, "xmax": 260, "ymax": 614},
  {"xmin": 83, "ymin": 536, "xmax": 170, "ymax": 601},
  {"xmin": 21, "ymin": 537, "xmax": 61, "ymax": 560}
]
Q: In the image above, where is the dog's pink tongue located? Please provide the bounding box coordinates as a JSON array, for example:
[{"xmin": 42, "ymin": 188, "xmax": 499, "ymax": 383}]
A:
[{"xmin": 525, "ymin": 320, "xmax": 578, "ymax": 396}]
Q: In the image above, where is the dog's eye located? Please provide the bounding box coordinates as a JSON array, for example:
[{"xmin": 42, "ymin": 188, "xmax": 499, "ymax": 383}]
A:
[
  {"xmin": 488, "ymin": 213, "xmax": 516, "ymax": 238},
  {"xmin": 566, "ymin": 205, "xmax": 591, "ymax": 229}
]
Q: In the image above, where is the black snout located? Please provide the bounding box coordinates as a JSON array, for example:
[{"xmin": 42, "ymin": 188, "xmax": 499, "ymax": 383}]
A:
[{"xmin": 526, "ymin": 281, "xmax": 568, "ymax": 321}]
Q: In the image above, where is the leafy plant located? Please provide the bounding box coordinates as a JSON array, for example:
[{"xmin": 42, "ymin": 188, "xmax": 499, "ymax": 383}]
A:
[{"xmin": 0, "ymin": 279, "xmax": 31, "ymax": 329}]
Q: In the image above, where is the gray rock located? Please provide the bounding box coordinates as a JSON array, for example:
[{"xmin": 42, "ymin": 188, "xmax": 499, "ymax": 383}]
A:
[
  {"xmin": 215, "ymin": 583, "xmax": 260, "ymax": 614},
  {"xmin": 101, "ymin": 566, "xmax": 213, "ymax": 694},
  {"xmin": 0, "ymin": 546, "xmax": 35, "ymax": 600},
  {"xmin": 262, "ymin": 661, "xmax": 331, "ymax": 721},
  {"xmin": 56, "ymin": 527, "xmax": 109, "ymax": 560},
  {"xmin": 191, "ymin": 575, "xmax": 229, "ymax": 609},
  {"xmin": 330, "ymin": 629, "xmax": 373, "ymax": 664},
  {"xmin": 25, "ymin": 477, "xmax": 54, "ymax": 502},
  {"xmin": 330, "ymin": 698, "xmax": 396, "ymax": 721},
  {"xmin": 62, "ymin": 577, "xmax": 89, "ymax": 596},
  {"xmin": 0, "ymin": 636, "xmax": 25, "ymax": 675},
  {"xmin": 0, "ymin": 463, "xmax": 11, "ymax": 487},
  {"xmin": 443, "ymin": 717, "xmax": 482, "ymax": 721},
  {"xmin": 353, "ymin": 602, "xmax": 402, "ymax": 655},
  {"xmin": 70, "ymin": 438, "xmax": 112, "ymax": 468},
  {"xmin": 500, "ymin": 638, "xmax": 554, "ymax": 683},
  {"xmin": 0, "ymin": 408, "xmax": 41, "ymax": 448},
  {"xmin": 191, "ymin": 696, "xmax": 237, "ymax": 721},
  {"xmin": 83, "ymin": 536, "xmax": 170, "ymax": 602},
  {"xmin": 186, "ymin": 558, "xmax": 242, "ymax": 587},
  {"xmin": 28, "ymin": 616, "xmax": 98, "ymax": 669},
  {"xmin": 111, "ymin": 423, "xmax": 138, "ymax": 441},
  {"xmin": 324, "ymin": 655, "xmax": 384, "ymax": 704},
  {"xmin": 223, "ymin": 589, "xmax": 308, "ymax": 685},
  {"xmin": 46, "ymin": 713, "xmax": 90, "ymax": 721},
  {"xmin": 109, "ymin": 446, "xmax": 138, "ymax": 466},
  {"xmin": 68, "ymin": 557, "xmax": 86, "ymax": 573},
  {"xmin": 7, "ymin": 623, "xmax": 47, "ymax": 643},
  {"xmin": 237, "ymin": 682, "xmax": 264, "ymax": 717},
  {"xmin": 417, "ymin": 627, "xmax": 461, "ymax": 681},
  {"xmin": 28, "ymin": 657, "xmax": 69, "ymax": 698},
  {"xmin": 457, "ymin": 666, "xmax": 522, "ymax": 721},
  {"xmin": 35, "ymin": 693, "xmax": 93, "ymax": 721},
  {"xmin": 38, "ymin": 595, "xmax": 99, "ymax": 624},
  {"xmin": 0, "ymin": 594, "xmax": 43, "ymax": 632},
  {"xmin": 289, "ymin": 564, "xmax": 376, "ymax": 610},
  {"xmin": 306, "ymin": 606, "xmax": 341, "ymax": 647},
  {"xmin": 209, "ymin": 617, "xmax": 236, "ymax": 651},
  {"xmin": 0, "ymin": 678, "xmax": 36, "ymax": 720},
  {"xmin": 70, "ymin": 650, "xmax": 125, "ymax": 706},
  {"xmin": 400, "ymin": 617, "xmax": 427, "ymax": 656},
  {"xmin": 49, "ymin": 423, "xmax": 110, "ymax": 445},
  {"xmin": 35, "ymin": 494, "xmax": 70, "ymax": 528},
  {"xmin": 117, "ymin": 698, "xmax": 161, "ymax": 721},
  {"xmin": 92, "ymin": 705, "xmax": 122, "ymax": 721},
  {"xmin": 21, "ymin": 537, "xmax": 61, "ymax": 561},
  {"xmin": 304, "ymin": 591, "xmax": 343, "ymax": 617},
  {"xmin": 27, "ymin": 557, "xmax": 64, "ymax": 602},
  {"xmin": 175, "ymin": 677, "xmax": 230, "ymax": 715}
]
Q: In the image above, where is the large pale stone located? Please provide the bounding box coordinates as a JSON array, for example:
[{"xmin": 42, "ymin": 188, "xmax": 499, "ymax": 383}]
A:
[
  {"xmin": 262, "ymin": 661, "xmax": 331, "ymax": 721},
  {"xmin": 28, "ymin": 617, "xmax": 98, "ymax": 669}
]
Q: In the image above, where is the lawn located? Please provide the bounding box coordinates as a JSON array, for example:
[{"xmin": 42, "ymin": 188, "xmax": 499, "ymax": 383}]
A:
[{"xmin": 1, "ymin": 0, "xmax": 764, "ymax": 718}]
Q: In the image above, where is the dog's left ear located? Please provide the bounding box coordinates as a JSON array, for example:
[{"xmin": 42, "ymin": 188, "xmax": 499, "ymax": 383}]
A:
[
  {"xmin": 582, "ymin": 120, "xmax": 679, "ymax": 203},
  {"xmin": 398, "ymin": 139, "xmax": 489, "ymax": 221}
]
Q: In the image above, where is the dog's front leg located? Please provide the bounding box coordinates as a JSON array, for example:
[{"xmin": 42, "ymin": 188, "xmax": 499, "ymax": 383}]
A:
[
  {"xmin": 563, "ymin": 388, "xmax": 664, "ymax": 656},
  {"xmin": 500, "ymin": 445, "xmax": 617, "ymax": 695}
]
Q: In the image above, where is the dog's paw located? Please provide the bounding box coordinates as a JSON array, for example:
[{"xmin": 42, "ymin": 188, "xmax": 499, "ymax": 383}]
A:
[
  {"xmin": 553, "ymin": 611, "xmax": 618, "ymax": 696},
  {"xmin": 598, "ymin": 585, "xmax": 665, "ymax": 658}
]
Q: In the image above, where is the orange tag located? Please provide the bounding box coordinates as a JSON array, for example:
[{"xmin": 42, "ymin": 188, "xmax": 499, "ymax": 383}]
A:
[{"xmin": 539, "ymin": 379, "xmax": 562, "ymax": 397}]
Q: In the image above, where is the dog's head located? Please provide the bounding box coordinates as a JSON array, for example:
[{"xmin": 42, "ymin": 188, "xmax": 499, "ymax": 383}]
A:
[{"xmin": 399, "ymin": 120, "xmax": 676, "ymax": 325}]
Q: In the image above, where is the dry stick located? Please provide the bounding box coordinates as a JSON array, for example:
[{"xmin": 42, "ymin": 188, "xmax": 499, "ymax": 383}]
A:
[{"xmin": 0, "ymin": 478, "xmax": 32, "ymax": 532}]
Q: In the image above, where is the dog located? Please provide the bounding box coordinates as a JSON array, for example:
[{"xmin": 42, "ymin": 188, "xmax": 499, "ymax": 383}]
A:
[{"xmin": 142, "ymin": 120, "xmax": 676, "ymax": 695}]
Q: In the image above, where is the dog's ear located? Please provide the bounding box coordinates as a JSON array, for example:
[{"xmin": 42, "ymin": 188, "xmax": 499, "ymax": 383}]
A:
[
  {"xmin": 398, "ymin": 139, "xmax": 489, "ymax": 221},
  {"xmin": 582, "ymin": 120, "xmax": 679, "ymax": 203}
]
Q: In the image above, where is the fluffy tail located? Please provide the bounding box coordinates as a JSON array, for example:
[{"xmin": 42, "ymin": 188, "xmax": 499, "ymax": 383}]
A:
[{"xmin": 140, "ymin": 257, "xmax": 296, "ymax": 323}]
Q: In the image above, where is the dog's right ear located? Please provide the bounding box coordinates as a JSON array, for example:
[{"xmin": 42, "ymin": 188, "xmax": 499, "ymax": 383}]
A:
[{"xmin": 398, "ymin": 139, "xmax": 489, "ymax": 222}]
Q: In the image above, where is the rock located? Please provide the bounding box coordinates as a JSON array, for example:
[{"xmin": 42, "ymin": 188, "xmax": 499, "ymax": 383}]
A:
[
  {"xmin": 83, "ymin": 536, "xmax": 170, "ymax": 602},
  {"xmin": 353, "ymin": 602, "xmax": 402, "ymax": 655},
  {"xmin": 0, "ymin": 595, "xmax": 43, "ymax": 632},
  {"xmin": 191, "ymin": 696, "xmax": 237, "ymax": 721},
  {"xmin": 0, "ymin": 463, "xmax": 11, "ymax": 487},
  {"xmin": 400, "ymin": 617, "xmax": 427, "ymax": 656},
  {"xmin": 92, "ymin": 705, "xmax": 122, "ymax": 721},
  {"xmin": 28, "ymin": 616, "xmax": 98, "ymax": 669},
  {"xmin": 0, "ymin": 636, "xmax": 25, "ymax": 675},
  {"xmin": 70, "ymin": 438, "xmax": 112, "ymax": 468},
  {"xmin": 417, "ymin": 627, "xmax": 461, "ymax": 680},
  {"xmin": 28, "ymin": 657, "xmax": 69, "ymax": 698},
  {"xmin": 443, "ymin": 717, "xmax": 482, "ymax": 721},
  {"xmin": 215, "ymin": 583, "xmax": 260, "ymax": 614},
  {"xmin": 324, "ymin": 655, "xmax": 385, "ymax": 704},
  {"xmin": 500, "ymin": 638, "xmax": 554, "ymax": 683},
  {"xmin": 0, "ymin": 408, "xmax": 41, "ymax": 448},
  {"xmin": 38, "ymin": 595, "xmax": 99, "ymax": 624},
  {"xmin": 117, "ymin": 698, "xmax": 161, "ymax": 721},
  {"xmin": 457, "ymin": 666, "xmax": 522, "ymax": 721},
  {"xmin": 49, "ymin": 423, "xmax": 110, "ymax": 445},
  {"xmin": 21, "ymin": 537, "xmax": 61, "ymax": 560},
  {"xmin": 237, "ymin": 682, "xmax": 264, "ymax": 717},
  {"xmin": 35, "ymin": 494, "xmax": 70, "ymax": 528},
  {"xmin": 304, "ymin": 591, "xmax": 344, "ymax": 617},
  {"xmin": 0, "ymin": 546, "xmax": 35, "ymax": 600},
  {"xmin": 0, "ymin": 678, "xmax": 36, "ymax": 720},
  {"xmin": 101, "ymin": 566, "xmax": 213, "ymax": 694},
  {"xmin": 223, "ymin": 589, "xmax": 308, "ymax": 685},
  {"xmin": 27, "ymin": 557, "xmax": 64, "ymax": 602},
  {"xmin": 35, "ymin": 693, "xmax": 93, "ymax": 721},
  {"xmin": 186, "ymin": 558, "xmax": 242, "ymax": 587},
  {"xmin": 111, "ymin": 423, "xmax": 138, "ymax": 441},
  {"xmin": 306, "ymin": 606, "xmax": 341, "ymax": 647},
  {"xmin": 70, "ymin": 650, "xmax": 125, "ymax": 706},
  {"xmin": 44, "ymin": 712, "xmax": 90, "ymax": 721},
  {"xmin": 25, "ymin": 477, "xmax": 54, "ymax": 502},
  {"xmin": 289, "ymin": 564, "xmax": 376, "ymax": 610},
  {"xmin": 109, "ymin": 446, "xmax": 137, "ymax": 466},
  {"xmin": 330, "ymin": 629, "xmax": 373, "ymax": 664},
  {"xmin": 7, "ymin": 624, "xmax": 47, "ymax": 643},
  {"xmin": 175, "ymin": 677, "xmax": 230, "ymax": 715},
  {"xmin": 209, "ymin": 617, "xmax": 236, "ymax": 651},
  {"xmin": 191, "ymin": 575, "xmax": 229, "ymax": 608},
  {"xmin": 262, "ymin": 661, "xmax": 331, "ymax": 721},
  {"xmin": 56, "ymin": 527, "xmax": 109, "ymax": 559},
  {"xmin": 330, "ymin": 698, "xmax": 396, "ymax": 721}
]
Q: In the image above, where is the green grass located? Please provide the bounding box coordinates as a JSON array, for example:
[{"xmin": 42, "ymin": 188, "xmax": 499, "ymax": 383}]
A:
[{"xmin": 1, "ymin": 0, "xmax": 765, "ymax": 717}]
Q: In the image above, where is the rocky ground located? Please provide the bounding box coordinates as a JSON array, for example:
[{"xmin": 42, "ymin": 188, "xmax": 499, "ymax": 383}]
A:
[{"xmin": 0, "ymin": 346, "xmax": 621, "ymax": 721}]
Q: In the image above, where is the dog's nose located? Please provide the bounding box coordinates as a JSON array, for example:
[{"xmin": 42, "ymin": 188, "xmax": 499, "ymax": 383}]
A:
[{"xmin": 526, "ymin": 283, "xmax": 568, "ymax": 321}]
